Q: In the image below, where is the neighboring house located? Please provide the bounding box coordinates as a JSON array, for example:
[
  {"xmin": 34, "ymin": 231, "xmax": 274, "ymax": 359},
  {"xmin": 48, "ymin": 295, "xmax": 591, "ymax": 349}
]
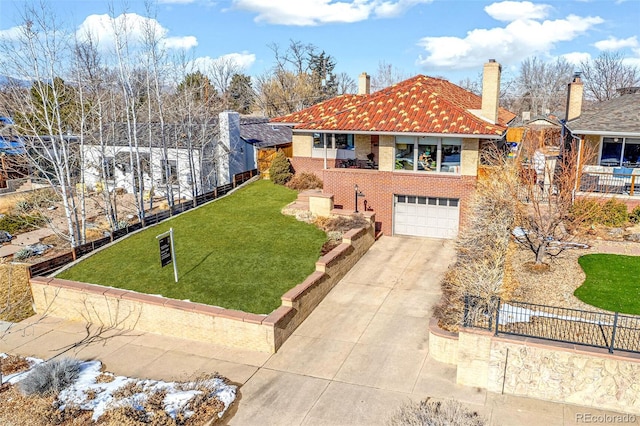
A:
[
  {"xmin": 239, "ymin": 117, "xmax": 292, "ymax": 176},
  {"xmin": 272, "ymin": 61, "xmax": 516, "ymax": 238},
  {"xmin": 0, "ymin": 117, "xmax": 29, "ymax": 191},
  {"xmin": 82, "ymin": 111, "xmax": 260, "ymax": 200},
  {"xmin": 565, "ymin": 76, "xmax": 640, "ymax": 202}
]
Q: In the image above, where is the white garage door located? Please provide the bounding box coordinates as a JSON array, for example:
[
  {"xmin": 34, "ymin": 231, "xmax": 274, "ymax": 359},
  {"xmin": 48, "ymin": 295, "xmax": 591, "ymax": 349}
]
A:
[{"xmin": 393, "ymin": 195, "xmax": 459, "ymax": 239}]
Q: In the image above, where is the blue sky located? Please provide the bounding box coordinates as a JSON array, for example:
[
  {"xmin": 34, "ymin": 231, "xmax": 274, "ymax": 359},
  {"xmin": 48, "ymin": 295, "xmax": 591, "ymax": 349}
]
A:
[{"xmin": 1, "ymin": 0, "xmax": 639, "ymax": 84}]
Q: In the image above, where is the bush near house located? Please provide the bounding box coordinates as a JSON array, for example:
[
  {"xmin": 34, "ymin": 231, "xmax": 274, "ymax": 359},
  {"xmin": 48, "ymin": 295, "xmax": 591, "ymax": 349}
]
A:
[
  {"xmin": 570, "ymin": 198, "xmax": 628, "ymax": 227},
  {"xmin": 269, "ymin": 150, "xmax": 293, "ymax": 185},
  {"xmin": 286, "ymin": 172, "xmax": 323, "ymax": 191},
  {"xmin": 630, "ymin": 205, "xmax": 640, "ymax": 224}
]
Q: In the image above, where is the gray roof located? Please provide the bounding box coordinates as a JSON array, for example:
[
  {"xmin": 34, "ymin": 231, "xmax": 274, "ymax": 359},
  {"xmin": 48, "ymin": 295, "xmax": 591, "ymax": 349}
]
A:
[
  {"xmin": 87, "ymin": 116, "xmax": 290, "ymax": 149},
  {"xmin": 567, "ymin": 93, "xmax": 640, "ymax": 136},
  {"xmin": 90, "ymin": 122, "xmax": 220, "ymax": 149},
  {"xmin": 240, "ymin": 118, "xmax": 292, "ymax": 148}
]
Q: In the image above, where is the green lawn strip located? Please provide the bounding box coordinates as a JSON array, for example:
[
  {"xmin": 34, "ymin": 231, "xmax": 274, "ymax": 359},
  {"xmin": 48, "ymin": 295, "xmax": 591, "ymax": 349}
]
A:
[
  {"xmin": 58, "ymin": 180, "xmax": 327, "ymax": 314},
  {"xmin": 574, "ymin": 254, "xmax": 640, "ymax": 315}
]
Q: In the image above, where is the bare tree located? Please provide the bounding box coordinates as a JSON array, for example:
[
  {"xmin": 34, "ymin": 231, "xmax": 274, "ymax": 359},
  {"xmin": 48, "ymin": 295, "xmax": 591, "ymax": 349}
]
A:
[
  {"xmin": 434, "ymin": 146, "xmax": 519, "ymax": 331},
  {"xmin": 513, "ymin": 57, "xmax": 575, "ymax": 117},
  {"xmin": 335, "ymin": 72, "xmax": 356, "ymax": 95},
  {"xmin": 513, "ymin": 132, "xmax": 598, "ymax": 265},
  {"xmin": 370, "ymin": 60, "xmax": 409, "ymax": 92},
  {"xmin": 0, "ymin": 4, "xmax": 87, "ymax": 247},
  {"xmin": 580, "ymin": 51, "xmax": 640, "ymax": 102}
]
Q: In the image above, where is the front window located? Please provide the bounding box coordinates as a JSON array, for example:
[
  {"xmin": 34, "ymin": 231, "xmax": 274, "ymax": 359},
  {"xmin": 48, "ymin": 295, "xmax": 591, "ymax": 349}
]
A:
[
  {"xmin": 623, "ymin": 138, "xmax": 640, "ymax": 167},
  {"xmin": 395, "ymin": 137, "xmax": 415, "ymax": 170},
  {"xmin": 418, "ymin": 139, "xmax": 437, "ymax": 171},
  {"xmin": 600, "ymin": 137, "xmax": 640, "ymax": 167},
  {"xmin": 312, "ymin": 133, "xmax": 354, "ymax": 150},
  {"xmin": 396, "ymin": 136, "xmax": 462, "ymax": 173},
  {"xmin": 601, "ymin": 138, "xmax": 622, "ymax": 167},
  {"xmin": 313, "ymin": 133, "xmax": 324, "ymax": 149},
  {"xmin": 163, "ymin": 159, "xmax": 178, "ymax": 184},
  {"xmin": 335, "ymin": 134, "xmax": 354, "ymax": 150},
  {"xmin": 441, "ymin": 142, "xmax": 461, "ymax": 173},
  {"xmin": 103, "ymin": 156, "xmax": 115, "ymax": 180}
]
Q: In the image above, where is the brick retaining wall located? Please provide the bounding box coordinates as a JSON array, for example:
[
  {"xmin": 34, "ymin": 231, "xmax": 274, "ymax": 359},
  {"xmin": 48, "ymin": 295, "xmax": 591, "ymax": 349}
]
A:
[{"xmin": 31, "ymin": 219, "xmax": 375, "ymax": 353}]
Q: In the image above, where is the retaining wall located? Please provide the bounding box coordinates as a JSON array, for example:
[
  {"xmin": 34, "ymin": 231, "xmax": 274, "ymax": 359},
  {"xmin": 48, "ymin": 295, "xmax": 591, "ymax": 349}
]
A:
[
  {"xmin": 30, "ymin": 217, "xmax": 375, "ymax": 353},
  {"xmin": 428, "ymin": 320, "xmax": 640, "ymax": 415}
]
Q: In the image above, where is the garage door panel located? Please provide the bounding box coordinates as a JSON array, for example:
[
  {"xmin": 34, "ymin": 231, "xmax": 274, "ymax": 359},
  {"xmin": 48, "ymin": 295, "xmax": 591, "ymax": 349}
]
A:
[{"xmin": 394, "ymin": 195, "xmax": 459, "ymax": 239}]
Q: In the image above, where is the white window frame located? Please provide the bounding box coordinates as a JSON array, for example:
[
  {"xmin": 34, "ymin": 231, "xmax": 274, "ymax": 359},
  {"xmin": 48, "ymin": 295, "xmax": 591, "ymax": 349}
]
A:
[
  {"xmin": 599, "ymin": 136, "xmax": 640, "ymax": 168},
  {"xmin": 394, "ymin": 136, "xmax": 461, "ymax": 174},
  {"xmin": 312, "ymin": 133, "xmax": 356, "ymax": 160}
]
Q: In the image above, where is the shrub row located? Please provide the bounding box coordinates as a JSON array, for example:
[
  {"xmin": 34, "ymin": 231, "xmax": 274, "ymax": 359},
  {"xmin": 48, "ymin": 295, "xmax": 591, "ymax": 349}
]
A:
[
  {"xmin": 570, "ymin": 198, "xmax": 638, "ymax": 227},
  {"xmin": 0, "ymin": 213, "xmax": 46, "ymax": 234}
]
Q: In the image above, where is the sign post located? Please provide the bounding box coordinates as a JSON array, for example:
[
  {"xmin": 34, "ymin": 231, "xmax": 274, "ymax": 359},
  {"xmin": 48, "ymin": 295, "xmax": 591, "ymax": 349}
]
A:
[{"xmin": 156, "ymin": 228, "xmax": 178, "ymax": 283}]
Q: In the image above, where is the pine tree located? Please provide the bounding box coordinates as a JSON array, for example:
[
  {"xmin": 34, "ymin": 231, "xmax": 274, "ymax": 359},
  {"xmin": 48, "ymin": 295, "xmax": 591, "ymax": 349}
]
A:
[{"xmin": 269, "ymin": 149, "xmax": 292, "ymax": 185}]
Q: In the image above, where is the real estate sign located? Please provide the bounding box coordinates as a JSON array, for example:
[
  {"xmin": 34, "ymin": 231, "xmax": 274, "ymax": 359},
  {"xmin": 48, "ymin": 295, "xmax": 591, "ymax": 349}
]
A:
[
  {"xmin": 156, "ymin": 228, "xmax": 179, "ymax": 282},
  {"xmin": 159, "ymin": 236, "xmax": 172, "ymax": 267}
]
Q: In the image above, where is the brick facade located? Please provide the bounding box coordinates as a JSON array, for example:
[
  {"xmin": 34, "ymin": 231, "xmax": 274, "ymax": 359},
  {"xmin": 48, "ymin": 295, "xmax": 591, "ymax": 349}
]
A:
[{"xmin": 320, "ymin": 168, "xmax": 477, "ymax": 235}]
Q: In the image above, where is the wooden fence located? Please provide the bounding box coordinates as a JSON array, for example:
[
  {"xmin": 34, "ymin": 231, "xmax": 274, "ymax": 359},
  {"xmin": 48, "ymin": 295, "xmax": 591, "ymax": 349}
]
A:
[{"xmin": 28, "ymin": 169, "xmax": 258, "ymax": 277}]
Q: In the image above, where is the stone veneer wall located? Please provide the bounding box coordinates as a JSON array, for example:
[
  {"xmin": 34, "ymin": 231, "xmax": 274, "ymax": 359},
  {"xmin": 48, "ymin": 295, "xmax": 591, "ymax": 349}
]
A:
[
  {"xmin": 428, "ymin": 322, "xmax": 640, "ymax": 415},
  {"xmin": 31, "ymin": 219, "xmax": 375, "ymax": 353}
]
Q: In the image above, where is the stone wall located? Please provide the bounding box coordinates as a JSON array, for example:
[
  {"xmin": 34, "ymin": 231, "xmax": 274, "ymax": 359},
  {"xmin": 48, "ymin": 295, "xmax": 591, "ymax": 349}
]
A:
[
  {"xmin": 32, "ymin": 220, "xmax": 375, "ymax": 353},
  {"xmin": 428, "ymin": 322, "xmax": 640, "ymax": 414}
]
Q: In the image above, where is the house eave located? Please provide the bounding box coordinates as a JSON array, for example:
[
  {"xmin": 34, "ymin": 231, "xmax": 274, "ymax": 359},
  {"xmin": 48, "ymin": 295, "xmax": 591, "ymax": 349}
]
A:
[
  {"xmin": 571, "ymin": 130, "xmax": 640, "ymax": 138},
  {"xmin": 290, "ymin": 129, "xmax": 505, "ymax": 140}
]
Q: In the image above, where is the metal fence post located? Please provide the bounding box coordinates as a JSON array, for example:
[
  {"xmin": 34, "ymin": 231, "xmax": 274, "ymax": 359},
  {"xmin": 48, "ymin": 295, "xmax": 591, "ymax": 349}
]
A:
[
  {"xmin": 463, "ymin": 295, "xmax": 469, "ymax": 327},
  {"xmin": 494, "ymin": 297, "xmax": 501, "ymax": 336},
  {"xmin": 609, "ymin": 312, "xmax": 619, "ymax": 354}
]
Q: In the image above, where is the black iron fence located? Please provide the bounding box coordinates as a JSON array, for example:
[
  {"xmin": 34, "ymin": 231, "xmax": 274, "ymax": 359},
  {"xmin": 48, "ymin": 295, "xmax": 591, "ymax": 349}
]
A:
[
  {"xmin": 463, "ymin": 295, "xmax": 640, "ymax": 354},
  {"xmin": 28, "ymin": 170, "xmax": 258, "ymax": 277}
]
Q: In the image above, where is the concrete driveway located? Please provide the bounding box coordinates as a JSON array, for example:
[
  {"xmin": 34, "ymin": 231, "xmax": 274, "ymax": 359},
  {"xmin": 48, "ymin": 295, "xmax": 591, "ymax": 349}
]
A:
[{"xmin": 230, "ymin": 236, "xmax": 455, "ymax": 425}]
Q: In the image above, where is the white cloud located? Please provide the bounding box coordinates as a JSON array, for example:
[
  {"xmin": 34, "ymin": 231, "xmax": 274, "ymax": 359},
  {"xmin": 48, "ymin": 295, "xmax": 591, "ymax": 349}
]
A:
[
  {"xmin": 374, "ymin": 0, "xmax": 433, "ymax": 18},
  {"xmin": 0, "ymin": 25, "xmax": 24, "ymax": 42},
  {"xmin": 416, "ymin": 5, "xmax": 604, "ymax": 70},
  {"xmin": 232, "ymin": 0, "xmax": 431, "ymax": 26},
  {"xmin": 190, "ymin": 52, "xmax": 256, "ymax": 72},
  {"xmin": 484, "ymin": 1, "xmax": 551, "ymax": 22},
  {"xmin": 561, "ymin": 51, "xmax": 592, "ymax": 65},
  {"xmin": 594, "ymin": 36, "xmax": 638, "ymax": 51},
  {"xmin": 163, "ymin": 36, "xmax": 198, "ymax": 50},
  {"xmin": 76, "ymin": 13, "xmax": 197, "ymax": 51},
  {"xmin": 158, "ymin": 0, "xmax": 196, "ymax": 3}
]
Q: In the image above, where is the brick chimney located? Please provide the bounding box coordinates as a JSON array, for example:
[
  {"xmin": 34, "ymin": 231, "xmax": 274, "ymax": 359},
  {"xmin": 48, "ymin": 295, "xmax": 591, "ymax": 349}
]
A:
[
  {"xmin": 565, "ymin": 72, "xmax": 584, "ymax": 121},
  {"xmin": 481, "ymin": 59, "xmax": 501, "ymax": 124},
  {"xmin": 358, "ymin": 72, "xmax": 370, "ymax": 95}
]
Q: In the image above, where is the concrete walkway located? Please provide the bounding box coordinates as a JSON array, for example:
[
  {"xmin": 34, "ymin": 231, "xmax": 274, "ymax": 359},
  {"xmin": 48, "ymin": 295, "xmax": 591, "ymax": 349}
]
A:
[{"xmin": 1, "ymin": 236, "xmax": 637, "ymax": 425}]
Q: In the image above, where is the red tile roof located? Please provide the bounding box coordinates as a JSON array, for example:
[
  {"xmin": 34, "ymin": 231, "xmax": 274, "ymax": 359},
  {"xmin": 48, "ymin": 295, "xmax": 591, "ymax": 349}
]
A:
[{"xmin": 272, "ymin": 75, "xmax": 516, "ymax": 136}]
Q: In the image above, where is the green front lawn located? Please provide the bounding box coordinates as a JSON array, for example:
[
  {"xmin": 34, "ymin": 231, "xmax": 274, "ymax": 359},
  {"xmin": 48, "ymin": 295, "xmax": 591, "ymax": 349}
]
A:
[
  {"xmin": 574, "ymin": 254, "xmax": 640, "ymax": 315},
  {"xmin": 58, "ymin": 180, "xmax": 327, "ymax": 314}
]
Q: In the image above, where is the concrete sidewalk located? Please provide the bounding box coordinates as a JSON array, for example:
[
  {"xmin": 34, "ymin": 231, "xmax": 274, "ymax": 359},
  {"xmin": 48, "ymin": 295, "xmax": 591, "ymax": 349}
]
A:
[{"xmin": 1, "ymin": 236, "xmax": 637, "ymax": 425}]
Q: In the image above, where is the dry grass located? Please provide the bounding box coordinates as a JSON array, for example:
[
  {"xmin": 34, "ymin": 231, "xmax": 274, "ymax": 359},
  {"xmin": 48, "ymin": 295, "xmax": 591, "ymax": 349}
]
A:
[
  {"xmin": 1, "ymin": 354, "xmax": 31, "ymax": 376},
  {"xmin": 0, "ymin": 194, "xmax": 25, "ymax": 215},
  {"xmin": 0, "ymin": 262, "xmax": 34, "ymax": 322},
  {"xmin": 0, "ymin": 385, "xmax": 93, "ymax": 426},
  {"xmin": 0, "ymin": 357, "xmax": 234, "ymax": 426}
]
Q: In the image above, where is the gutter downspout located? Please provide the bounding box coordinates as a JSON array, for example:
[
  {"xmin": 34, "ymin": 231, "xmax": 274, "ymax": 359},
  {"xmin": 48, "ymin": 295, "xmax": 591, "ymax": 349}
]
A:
[
  {"xmin": 566, "ymin": 123, "xmax": 582, "ymax": 204},
  {"xmin": 323, "ymin": 134, "xmax": 328, "ymax": 169}
]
